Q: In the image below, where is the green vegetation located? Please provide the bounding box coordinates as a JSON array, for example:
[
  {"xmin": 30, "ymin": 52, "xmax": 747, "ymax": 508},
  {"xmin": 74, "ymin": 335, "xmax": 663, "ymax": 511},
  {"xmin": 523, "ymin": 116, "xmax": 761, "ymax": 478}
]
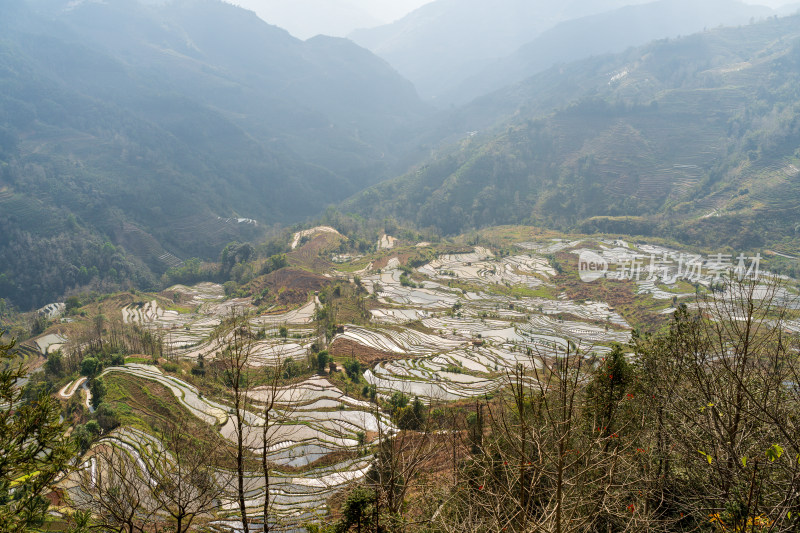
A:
[
  {"xmin": 326, "ymin": 281, "xmax": 800, "ymax": 532},
  {"xmin": 317, "ymin": 350, "xmax": 330, "ymax": 374},
  {"xmin": 344, "ymin": 16, "xmax": 800, "ymax": 254},
  {"xmin": 0, "ymin": 0, "xmax": 429, "ymax": 311},
  {"xmin": 4, "ymin": 1, "xmax": 800, "ymax": 530},
  {"xmin": 0, "ymin": 335, "xmax": 75, "ymax": 531},
  {"xmin": 343, "ymin": 359, "xmax": 363, "ymax": 382}
]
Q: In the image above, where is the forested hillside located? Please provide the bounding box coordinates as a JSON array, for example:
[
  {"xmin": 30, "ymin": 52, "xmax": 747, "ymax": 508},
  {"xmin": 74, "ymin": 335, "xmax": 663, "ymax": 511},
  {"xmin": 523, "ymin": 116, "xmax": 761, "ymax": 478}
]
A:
[
  {"xmin": 4, "ymin": 1, "xmax": 800, "ymax": 310},
  {"xmin": 344, "ymin": 15, "xmax": 800, "ymax": 253},
  {"xmin": 0, "ymin": 0, "xmax": 430, "ymax": 309}
]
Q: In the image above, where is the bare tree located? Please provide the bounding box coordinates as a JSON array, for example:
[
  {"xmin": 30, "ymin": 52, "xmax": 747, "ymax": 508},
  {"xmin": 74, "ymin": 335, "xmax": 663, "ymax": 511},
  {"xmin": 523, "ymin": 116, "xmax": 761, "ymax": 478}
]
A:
[
  {"xmin": 216, "ymin": 312, "xmax": 256, "ymax": 533},
  {"xmin": 435, "ymin": 342, "xmax": 646, "ymax": 533},
  {"xmin": 254, "ymin": 346, "xmax": 299, "ymax": 533},
  {"xmin": 76, "ymin": 439, "xmax": 162, "ymax": 533},
  {"xmin": 150, "ymin": 418, "xmax": 228, "ymax": 533},
  {"xmin": 367, "ymin": 387, "xmax": 440, "ymax": 531},
  {"xmin": 635, "ymin": 275, "xmax": 800, "ymax": 531},
  {"xmin": 260, "ymin": 364, "xmax": 280, "ymax": 533}
]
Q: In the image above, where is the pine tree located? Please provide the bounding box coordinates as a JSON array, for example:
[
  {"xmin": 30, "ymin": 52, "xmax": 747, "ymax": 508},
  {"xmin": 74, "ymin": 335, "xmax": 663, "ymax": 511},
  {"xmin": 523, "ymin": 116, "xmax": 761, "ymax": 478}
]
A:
[{"xmin": 0, "ymin": 334, "xmax": 75, "ymax": 532}]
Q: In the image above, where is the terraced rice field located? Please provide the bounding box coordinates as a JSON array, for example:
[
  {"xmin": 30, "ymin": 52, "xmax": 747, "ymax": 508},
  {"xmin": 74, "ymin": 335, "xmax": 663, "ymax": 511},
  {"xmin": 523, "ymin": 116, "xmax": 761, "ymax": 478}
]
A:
[
  {"xmin": 363, "ymin": 270, "xmax": 460, "ymax": 310},
  {"xmin": 336, "ymin": 326, "xmax": 464, "ymax": 357},
  {"xmin": 291, "ymin": 226, "xmax": 341, "ymax": 249},
  {"xmin": 250, "ymin": 297, "xmax": 319, "ymax": 327},
  {"xmin": 359, "ymin": 308, "xmax": 630, "ymax": 402},
  {"xmin": 338, "ymin": 238, "xmax": 796, "ymax": 404},
  {"xmin": 783, "ymin": 319, "xmax": 800, "ymax": 334},
  {"xmin": 121, "ymin": 284, "xmax": 318, "ymax": 361},
  {"xmin": 517, "ymin": 239, "xmax": 585, "ymax": 254},
  {"xmin": 418, "ymin": 247, "xmax": 556, "ymax": 288},
  {"xmin": 37, "ymin": 302, "xmax": 65, "ymax": 319},
  {"xmin": 100, "ymin": 366, "xmax": 389, "ymax": 464},
  {"xmin": 378, "ymin": 235, "xmax": 398, "ymax": 249},
  {"xmin": 65, "ymin": 424, "xmax": 372, "ymax": 528},
  {"xmin": 82, "ymin": 236, "xmax": 787, "ymax": 529},
  {"xmin": 328, "ymin": 244, "xmax": 637, "ymax": 401},
  {"xmin": 34, "ymin": 332, "xmax": 69, "ymax": 355},
  {"xmin": 75, "ymin": 364, "xmax": 391, "ymax": 527},
  {"xmin": 572, "ymin": 240, "xmax": 717, "ymax": 296},
  {"xmin": 122, "ymin": 298, "xmax": 221, "ymax": 355}
]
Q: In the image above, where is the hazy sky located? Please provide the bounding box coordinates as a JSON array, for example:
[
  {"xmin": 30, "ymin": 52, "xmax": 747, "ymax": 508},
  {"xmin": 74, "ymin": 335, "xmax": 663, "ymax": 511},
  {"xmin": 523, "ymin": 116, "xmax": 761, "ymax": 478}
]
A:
[
  {"xmin": 230, "ymin": 0, "xmax": 797, "ymax": 40},
  {"xmin": 229, "ymin": 0, "xmax": 435, "ymax": 39}
]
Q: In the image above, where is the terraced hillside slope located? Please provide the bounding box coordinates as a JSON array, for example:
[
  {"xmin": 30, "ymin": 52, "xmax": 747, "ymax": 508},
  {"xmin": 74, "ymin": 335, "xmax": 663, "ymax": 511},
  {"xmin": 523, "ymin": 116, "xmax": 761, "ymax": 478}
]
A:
[
  {"xmin": 344, "ymin": 15, "xmax": 800, "ymax": 256},
  {"xmin": 18, "ymin": 226, "xmax": 798, "ymax": 530}
]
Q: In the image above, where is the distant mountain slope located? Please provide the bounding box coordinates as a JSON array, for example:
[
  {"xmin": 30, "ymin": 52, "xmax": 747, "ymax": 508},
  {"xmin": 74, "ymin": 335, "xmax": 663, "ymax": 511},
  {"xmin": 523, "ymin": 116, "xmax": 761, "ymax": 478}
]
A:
[
  {"xmin": 348, "ymin": 0, "xmax": 651, "ymax": 100},
  {"xmin": 0, "ymin": 0, "xmax": 429, "ymax": 309},
  {"xmin": 443, "ymin": 0, "xmax": 773, "ymax": 105},
  {"xmin": 343, "ymin": 15, "xmax": 800, "ymax": 252},
  {"xmin": 231, "ymin": 0, "xmax": 382, "ymax": 39},
  {"xmin": 230, "ymin": 0, "xmax": 434, "ymax": 39}
]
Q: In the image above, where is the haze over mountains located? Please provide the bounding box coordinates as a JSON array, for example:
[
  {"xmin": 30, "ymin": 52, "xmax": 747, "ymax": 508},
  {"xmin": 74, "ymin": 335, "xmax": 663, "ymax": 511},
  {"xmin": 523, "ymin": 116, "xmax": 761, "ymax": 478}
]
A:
[
  {"xmin": 440, "ymin": 0, "xmax": 775, "ymax": 105},
  {"xmin": 229, "ymin": 0, "xmax": 434, "ymax": 39},
  {"xmin": 346, "ymin": 14, "xmax": 800, "ymax": 250},
  {"xmin": 0, "ymin": 0, "xmax": 429, "ymax": 307},
  {"xmin": 348, "ymin": 0, "xmax": 786, "ymax": 103},
  {"xmin": 348, "ymin": 0, "xmax": 649, "ymax": 101}
]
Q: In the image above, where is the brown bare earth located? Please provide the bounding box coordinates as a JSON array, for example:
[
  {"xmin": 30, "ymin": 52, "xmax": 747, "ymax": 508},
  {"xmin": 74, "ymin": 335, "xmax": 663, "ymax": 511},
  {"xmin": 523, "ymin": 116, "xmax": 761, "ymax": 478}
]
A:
[
  {"xmin": 373, "ymin": 252, "xmax": 421, "ymax": 270},
  {"xmin": 552, "ymin": 251, "xmax": 668, "ymax": 330},
  {"xmin": 329, "ymin": 337, "xmax": 399, "ymax": 366},
  {"xmin": 371, "ymin": 255, "xmax": 396, "ymax": 270},
  {"xmin": 288, "ymin": 232, "xmax": 344, "ymax": 271},
  {"xmin": 248, "ymin": 268, "xmax": 332, "ymax": 309},
  {"xmin": 372, "ymin": 248, "xmax": 440, "ymax": 270}
]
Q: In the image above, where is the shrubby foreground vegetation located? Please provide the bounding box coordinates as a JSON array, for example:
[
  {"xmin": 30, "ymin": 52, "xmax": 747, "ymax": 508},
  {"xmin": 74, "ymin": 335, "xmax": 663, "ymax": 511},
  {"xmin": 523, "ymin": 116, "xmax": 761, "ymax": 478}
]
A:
[
  {"xmin": 425, "ymin": 279, "xmax": 800, "ymax": 532},
  {"xmin": 2, "ymin": 272, "xmax": 799, "ymax": 532}
]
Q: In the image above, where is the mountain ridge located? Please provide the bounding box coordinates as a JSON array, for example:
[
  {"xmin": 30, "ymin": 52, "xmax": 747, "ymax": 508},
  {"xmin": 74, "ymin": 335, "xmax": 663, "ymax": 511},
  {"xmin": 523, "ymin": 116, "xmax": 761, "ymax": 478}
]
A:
[
  {"xmin": 342, "ymin": 15, "xmax": 800, "ymax": 253},
  {"xmin": 349, "ymin": 0, "xmax": 664, "ymax": 101},
  {"xmin": 441, "ymin": 0, "xmax": 774, "ymax": 105},
  {"xmin": 0, "ymin": 0, "xmax": 431, "ymax": 309}
]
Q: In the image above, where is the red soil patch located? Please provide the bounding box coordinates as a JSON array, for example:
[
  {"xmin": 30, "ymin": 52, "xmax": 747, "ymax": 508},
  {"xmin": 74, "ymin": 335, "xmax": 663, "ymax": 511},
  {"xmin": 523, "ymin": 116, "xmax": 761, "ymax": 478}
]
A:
[
  {"xmin": 372, "ymin": 252, "xmax": 421, "ymax": 270},
  {"xmin": 372, "ymin": 255, "xmax": 395, "ymax": 270},
  {"xmin": 288, "ymin": 232, "xmax": 344, "ymax": 271},
  {"xmin": 329, "ymin": 337, "xmax": 399, "ymax": 367},
  {"xmin": 45, "ymin": 488, "xmax": 67, "ymax": 508},
  {"xmin": 248, "ymin": 268, "xmax": 331, "ymax": 308}
]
